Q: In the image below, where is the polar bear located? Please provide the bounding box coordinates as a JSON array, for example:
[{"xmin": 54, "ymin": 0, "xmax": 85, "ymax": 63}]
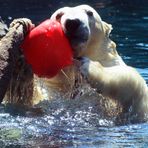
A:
[
  {"xmin": 50, "ymin": 5, "xmax": 148, "ymax": 119},
  {"xmin": 2, "ymin": 5, "xmax": 148, "ymax": 121}
]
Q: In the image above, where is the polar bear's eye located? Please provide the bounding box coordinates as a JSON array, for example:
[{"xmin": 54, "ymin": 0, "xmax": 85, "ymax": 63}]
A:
[
  {"xmin": 56, "ymin": 12, "xmax": 64, "ymax": 20},
  {"xmin": 86, "ymin": 10, "xmax": 93, "ymax": 17}
]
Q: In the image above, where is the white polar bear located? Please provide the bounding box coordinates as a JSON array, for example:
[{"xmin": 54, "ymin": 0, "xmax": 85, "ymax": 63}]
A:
[
  {"xmin": 4, "ymin": 5, "xmax": 148, "ymax": 122},
  {"xmin": 50, "ymin": 5, "xmax": 148, "ymax": 119}
]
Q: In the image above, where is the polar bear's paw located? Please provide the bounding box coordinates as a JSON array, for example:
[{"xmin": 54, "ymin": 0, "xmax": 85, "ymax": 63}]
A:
[
  {"xmin": 78, "ymin": 57, "xmax": 90, "ymax": 79},
  {"xmin": 78, "ymin": 57, "xmax": 103, "ymax": 83}
]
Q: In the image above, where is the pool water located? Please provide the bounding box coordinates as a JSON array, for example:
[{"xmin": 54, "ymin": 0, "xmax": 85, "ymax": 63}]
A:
[{"xmin": 0, "ymin": 0, "xmax": 148, "ymax": 147}]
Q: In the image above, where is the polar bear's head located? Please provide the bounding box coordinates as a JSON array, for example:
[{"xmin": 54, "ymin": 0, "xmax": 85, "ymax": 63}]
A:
[{"xmin": 51, "ymin": 5, "xmax": 114, "ymax": 59}]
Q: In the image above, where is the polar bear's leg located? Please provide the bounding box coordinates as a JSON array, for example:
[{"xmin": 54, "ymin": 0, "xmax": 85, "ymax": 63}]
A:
[{"xmin": 79, "ymin": 57, "xmax": 148, "ymax": 118}]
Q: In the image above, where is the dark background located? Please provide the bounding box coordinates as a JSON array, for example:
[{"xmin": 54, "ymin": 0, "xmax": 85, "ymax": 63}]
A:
[
  {"xmin": 0, "ymin": 0, "xmax": 148, "ymax": 68},
  {"xmin": 0, "ymin": 0, "xmax": 147, "ymax": 24}
]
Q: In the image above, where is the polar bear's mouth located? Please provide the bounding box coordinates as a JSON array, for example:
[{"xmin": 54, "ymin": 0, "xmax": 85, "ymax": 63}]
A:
[{"xmin": 66, "ymin": 33, "xmax": 88, "ymax": 45}]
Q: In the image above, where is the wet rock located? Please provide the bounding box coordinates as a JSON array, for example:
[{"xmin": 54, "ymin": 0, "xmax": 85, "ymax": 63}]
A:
[{"xmin": 0, "ymin": 18, "xmax": 34, "ymax": 104}]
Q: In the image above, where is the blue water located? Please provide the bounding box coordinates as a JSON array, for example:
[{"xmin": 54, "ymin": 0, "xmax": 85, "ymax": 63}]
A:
[{"xmin": 0, "ymin": 0, "xmax": 148, "ymax": 147}]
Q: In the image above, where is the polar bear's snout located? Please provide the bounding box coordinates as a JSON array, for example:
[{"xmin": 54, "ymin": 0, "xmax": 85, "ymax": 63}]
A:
[
  {"xmin": 64, "ymin": 18, "xmax": 89, "ymax": 45},
  {"xmin": 64, "ymin": 17, "xmax": 90, "ymax": 57}
]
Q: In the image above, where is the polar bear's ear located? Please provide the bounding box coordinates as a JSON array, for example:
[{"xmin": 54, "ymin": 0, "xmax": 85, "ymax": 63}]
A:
[
  {"xmin": 50, "ymin": 7, "xmax": 67, "ymax": 20},
  {"xmin": 102, "ymin": 21, "xmax": 112, "ymax": 37},
  {"xmin": 50, "ymin": 10, "xmax": 63, "ymax": 21},
  {"xmin": 51, "ymin": 11, "xmax": 64, "ymax": 21},
  {"xmin": 50, "ymin": 7, "xmax": 69, "ymax": 21}
]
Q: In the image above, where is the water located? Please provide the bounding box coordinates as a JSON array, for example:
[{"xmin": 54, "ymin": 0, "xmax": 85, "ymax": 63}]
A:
[{"xmin": 0, "ymin": 0, "xmax": 148, "ymax": 147}]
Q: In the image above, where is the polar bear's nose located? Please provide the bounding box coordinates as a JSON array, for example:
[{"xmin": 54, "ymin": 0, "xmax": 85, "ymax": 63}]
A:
[{"xmin": 65, "ymin": 19, "xmax": 81, "ymax": 34}]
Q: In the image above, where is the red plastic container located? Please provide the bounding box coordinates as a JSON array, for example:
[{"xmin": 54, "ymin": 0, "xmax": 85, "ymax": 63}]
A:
[{"xmin": 21, "ymin": 19, "xmax": 73, "ymax": 78}]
